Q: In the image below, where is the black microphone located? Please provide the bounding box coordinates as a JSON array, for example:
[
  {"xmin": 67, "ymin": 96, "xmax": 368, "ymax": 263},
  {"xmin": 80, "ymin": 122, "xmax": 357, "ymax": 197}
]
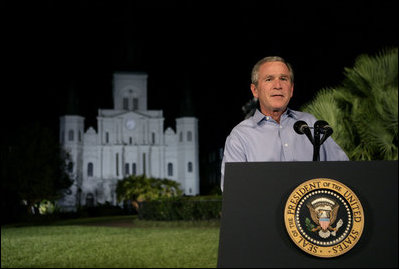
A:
[
  {"xmin": 314, "ymin": 120, "xmax": 333, "ymax": 145},
  {"xmin": 293, "ymin": 120, "xmax": 314, "ymax": 144}
]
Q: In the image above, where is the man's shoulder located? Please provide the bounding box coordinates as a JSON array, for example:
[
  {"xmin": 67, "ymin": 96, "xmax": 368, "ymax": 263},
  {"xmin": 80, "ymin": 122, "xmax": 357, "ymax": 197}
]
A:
[
  {"xmin": 290, "ymin": 109, "xmax": 318, "ymax": 122},
  {"xmin": 229, "ymin": 117, "xmax": 255, "ymax": 136}
]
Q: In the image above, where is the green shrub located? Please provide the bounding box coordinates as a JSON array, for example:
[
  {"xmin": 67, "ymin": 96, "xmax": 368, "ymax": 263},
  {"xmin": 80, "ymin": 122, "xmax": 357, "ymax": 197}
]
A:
[
  {"xmin": 139, "ymin": 196, "xmax": 222, "ymax": 221},
  {"xmin": 77, "ymin": 202, "xmax": 127, "ymax": 217}
]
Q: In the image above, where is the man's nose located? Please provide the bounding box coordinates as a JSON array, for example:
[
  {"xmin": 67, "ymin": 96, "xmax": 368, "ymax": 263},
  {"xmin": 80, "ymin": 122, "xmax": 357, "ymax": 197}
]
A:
[{"xmin": 273, "ymin": 80, "xmax": 282, "ymax": 89}]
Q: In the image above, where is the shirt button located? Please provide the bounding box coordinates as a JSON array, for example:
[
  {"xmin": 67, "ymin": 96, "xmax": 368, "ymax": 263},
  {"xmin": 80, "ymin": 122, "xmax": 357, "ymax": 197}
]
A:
[
  {"xmin": 284, "ymin": 143, "xmax": 288, "ymax": 147},
  {"xmin": 266, "ymin": 116, "xmax": 270, "ymax": 120},
  {"xmin": 279, "ymin": 125, "xmax": 283, "ymax": 129}
]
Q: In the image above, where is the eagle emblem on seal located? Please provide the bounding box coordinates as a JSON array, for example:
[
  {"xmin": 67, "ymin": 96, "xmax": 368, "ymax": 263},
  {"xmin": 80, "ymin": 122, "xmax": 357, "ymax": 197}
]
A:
[{"xmin": 306, "ymin": 197, "xmax": 343, "ymax": 238}]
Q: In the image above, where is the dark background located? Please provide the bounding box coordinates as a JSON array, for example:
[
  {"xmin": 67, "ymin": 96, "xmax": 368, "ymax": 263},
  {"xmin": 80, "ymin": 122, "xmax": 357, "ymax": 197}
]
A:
[{"xmin": 4, "ymin": 2, "xmax": 398, "ymax": 192}]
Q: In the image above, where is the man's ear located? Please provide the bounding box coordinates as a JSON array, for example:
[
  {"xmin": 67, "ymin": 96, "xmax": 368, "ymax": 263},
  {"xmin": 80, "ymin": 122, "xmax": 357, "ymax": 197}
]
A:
[
  {"xmin": 250, "ymin": 84, "xmax": 258, "ymax": 98},
  {"xmin": 290, "ymin": 83, "xmax": 294, "ymax": 98}
]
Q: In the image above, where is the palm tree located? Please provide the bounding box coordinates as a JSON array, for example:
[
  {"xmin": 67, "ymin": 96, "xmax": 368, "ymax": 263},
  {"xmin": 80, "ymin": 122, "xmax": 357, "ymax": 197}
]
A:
[{"xmin": 302, "ymin": 48, "xmax": 398, "ymax": 160}]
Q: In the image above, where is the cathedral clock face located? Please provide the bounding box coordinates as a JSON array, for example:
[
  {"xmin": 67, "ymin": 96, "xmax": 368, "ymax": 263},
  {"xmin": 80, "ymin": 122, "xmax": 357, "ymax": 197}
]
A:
[{"xmin": 126, "ymin": 119, "xmax": 136, "ymax": 130}]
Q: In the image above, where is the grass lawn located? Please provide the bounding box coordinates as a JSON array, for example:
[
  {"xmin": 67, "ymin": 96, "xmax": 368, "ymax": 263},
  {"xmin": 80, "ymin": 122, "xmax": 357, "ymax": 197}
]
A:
[{"xmin": 1, "ymin": 216, "xmax": 221, "ymax": 268}]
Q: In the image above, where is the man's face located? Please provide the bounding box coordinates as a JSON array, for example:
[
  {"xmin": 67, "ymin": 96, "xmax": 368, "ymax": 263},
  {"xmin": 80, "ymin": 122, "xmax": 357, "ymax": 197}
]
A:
[{"xmin": 250, "ymin": 61, "xmax": 294, "ymax": 115}]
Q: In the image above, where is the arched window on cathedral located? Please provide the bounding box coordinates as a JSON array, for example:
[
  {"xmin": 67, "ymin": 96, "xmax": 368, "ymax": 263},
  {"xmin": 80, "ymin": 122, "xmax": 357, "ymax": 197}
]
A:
[
  {"xmin": 168, "ymin": 163, "xmax": 173, "ymax": 176},
  {"xmin": 152, "ymin": 132, "xmax": 155, "ymax": 144},
  {"xmin": 132, "ymin": 163, "xmax": 137, "ymax": 175},
  {"xmin": 106, "ymin": 132, "xmax": 109, "ymax": 143},
  {"xmin": 187, "ymin": 131, "xmax": 192, "ymax": 142},
  {"xmin": 125, "ymin": 163, "xmax": 130, "ymax": 175},
  {"xmin": 123, "ymin": 98, "xmax": 129, "ymax": 110},
  {"xmin": 179, "ymin": 132, "xmax": 183, "ymax": 142},
  {"xmin": 87, "ymin": 162, "xmax": 93, "ymax": 177},
  {"xmin": 116, "ymin": 153, "xmax": 119, "ymax": 176},
  {"xmin": 133, "ymin": 98, "xmax": 138, "ymax": 110},
  {"xmin": 142, "ymin": 153, "xmax": 146, "ymax": 176},
  {"xmin": 78, "ymin": 131, "xmax": 82, "ymax": 142},
  {"xmin": 188, "ymin": 162, "xmax": 193, "ymax": 172},
  {"xmin": 68, "ymin": 130, "xmax": 74, "ymax": 141}
]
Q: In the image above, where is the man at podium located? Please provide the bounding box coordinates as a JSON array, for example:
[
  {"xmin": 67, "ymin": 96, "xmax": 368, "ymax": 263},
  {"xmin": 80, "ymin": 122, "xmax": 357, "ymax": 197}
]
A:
[{"xmin": 221, "ymin": 56, "xmax": 348, "ymax": 190}]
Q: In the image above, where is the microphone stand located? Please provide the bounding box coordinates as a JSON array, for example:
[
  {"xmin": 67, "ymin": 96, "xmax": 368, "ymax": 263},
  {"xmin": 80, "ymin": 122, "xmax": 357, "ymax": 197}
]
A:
[
  {"xmin": 313, "ymin": 120, "xmax": 333, "ymax": 162},
  {"xmin": 313, "ymin": 126, "xmax": 321, "ymax": 162},
  {"xmin": 294, "ymin": 120, "xmax": 333, "ymax": 162}
]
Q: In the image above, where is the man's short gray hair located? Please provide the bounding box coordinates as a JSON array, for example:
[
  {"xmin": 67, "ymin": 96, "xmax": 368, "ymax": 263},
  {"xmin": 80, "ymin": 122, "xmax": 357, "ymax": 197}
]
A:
[{"xmin": 251, "ymin": 56, "xmax": 294, "ymax": 85}]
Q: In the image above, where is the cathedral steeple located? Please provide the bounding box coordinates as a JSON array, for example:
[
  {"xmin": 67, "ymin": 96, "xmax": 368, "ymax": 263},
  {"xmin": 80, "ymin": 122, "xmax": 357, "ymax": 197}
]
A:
[
  {"xmin": 113, "ymin": 72, "xmax": 148, "ymax": 111},
  {"xmin": 66, "ymin": 80, "xmax": 80, "ymax": 115},
  {"xmin": 179, "ymin": 74, "xmax": 195, "ymax": 117}
]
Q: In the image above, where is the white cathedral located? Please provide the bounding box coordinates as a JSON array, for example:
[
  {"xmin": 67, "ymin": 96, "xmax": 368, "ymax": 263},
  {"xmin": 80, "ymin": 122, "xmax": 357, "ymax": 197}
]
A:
[{"xmin": 58, "ymin": 72, "xmax": 199, "ymax": 211}]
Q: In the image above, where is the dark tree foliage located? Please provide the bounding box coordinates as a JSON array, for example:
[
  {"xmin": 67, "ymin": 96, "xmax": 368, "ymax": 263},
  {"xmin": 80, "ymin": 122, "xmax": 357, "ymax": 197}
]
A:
[
  {"xmin": 1, "ymin": 122, "xmax": 72, "ymax": 223},
  {"xmin": 302, "ymin": 48, "xmax": 398, "ymax": 160}
]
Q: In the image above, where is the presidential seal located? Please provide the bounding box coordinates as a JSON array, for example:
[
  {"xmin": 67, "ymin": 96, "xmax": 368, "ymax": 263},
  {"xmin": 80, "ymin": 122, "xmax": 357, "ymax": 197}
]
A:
[{"xmin": 284, "ymin": 178, "xmax": 364, "ymax": 258}]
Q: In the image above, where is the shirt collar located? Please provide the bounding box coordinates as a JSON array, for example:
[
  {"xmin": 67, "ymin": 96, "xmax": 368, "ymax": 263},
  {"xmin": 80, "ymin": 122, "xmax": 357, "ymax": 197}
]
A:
[
  {"xmin": 252, "ymin": 108, "xmax": 298, "ymax": 125},
  {"xmin": 285, "ymin": 108, "xmax": 298, "ymax": 120}
]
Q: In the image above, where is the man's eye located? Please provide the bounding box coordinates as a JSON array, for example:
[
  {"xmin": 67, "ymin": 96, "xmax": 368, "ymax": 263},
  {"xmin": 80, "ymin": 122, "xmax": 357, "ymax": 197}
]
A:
[
  {"xmin": 265, "ymin": 77, "xmax": 272, "ymax": 81},
  {"xmin": 280, "ymin": 77, "xmax": 288, "ymax": 81}
]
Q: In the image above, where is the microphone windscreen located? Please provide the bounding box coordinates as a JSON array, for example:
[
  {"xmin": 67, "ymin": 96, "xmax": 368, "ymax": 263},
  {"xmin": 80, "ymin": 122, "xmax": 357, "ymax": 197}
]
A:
[{"xmin": 294, "ymin": 120, "xmax": 309, "ymax": 135}]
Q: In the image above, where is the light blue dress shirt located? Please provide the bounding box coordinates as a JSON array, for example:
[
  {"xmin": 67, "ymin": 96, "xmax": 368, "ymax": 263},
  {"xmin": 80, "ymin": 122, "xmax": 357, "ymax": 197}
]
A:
[{"xmin": 221, "ymin": 108, "xmax": 349, "ymax": 190}]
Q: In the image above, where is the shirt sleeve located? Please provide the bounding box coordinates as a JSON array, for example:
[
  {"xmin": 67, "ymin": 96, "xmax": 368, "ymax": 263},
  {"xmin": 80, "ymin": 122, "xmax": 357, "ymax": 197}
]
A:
[
  {"xmin": 220, "ymin": 131, "xmax": 246, "ymax": 191},
  {"xmin": 320, "ymin": 137, "xmax": 350, "ymax": 161}
]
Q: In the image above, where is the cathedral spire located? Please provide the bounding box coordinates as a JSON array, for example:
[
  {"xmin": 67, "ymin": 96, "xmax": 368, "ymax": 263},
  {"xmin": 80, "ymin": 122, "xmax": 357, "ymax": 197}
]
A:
[
  {"xmin": 65, "ymin": 79, "xmax": 80, "ymax": 115},
  {"xmin": 179, "ymin": 74, "xmax": 195, "ymax": 117}
]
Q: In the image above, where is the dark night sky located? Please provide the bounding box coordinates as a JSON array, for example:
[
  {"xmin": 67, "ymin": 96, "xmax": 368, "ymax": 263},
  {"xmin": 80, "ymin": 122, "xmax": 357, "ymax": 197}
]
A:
[{"xmin": 5, "ymin": 2, "xmax": 398, "ymax": 159}]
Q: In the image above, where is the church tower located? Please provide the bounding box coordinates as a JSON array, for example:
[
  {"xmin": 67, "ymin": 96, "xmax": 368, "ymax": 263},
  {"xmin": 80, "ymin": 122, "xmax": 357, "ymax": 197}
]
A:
[
  {"xmin": 113, "ymin": 72, "xmax": 148, "ymax": 111},
  {"xmin": 59, "ymin": 115, "xmax": 85, "ymax": 210},
  {"xmin": 176, "ymin": 117, "xmax": 199, "ymax": 195}
]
